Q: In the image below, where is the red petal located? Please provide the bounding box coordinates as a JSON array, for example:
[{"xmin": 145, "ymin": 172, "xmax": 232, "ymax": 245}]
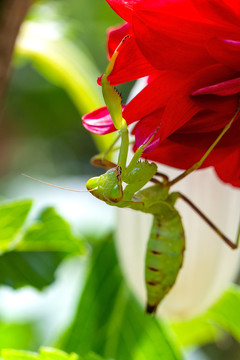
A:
[
  {"xmin": 159, "ymin": 64, "xmax": 238, "ymax": 140},
  {"xmin": 107, "ymin": 35, "xmax": 156, "ymax": 85},
  {"xmin": 207, "ymin": 38, "xmax": 240, "ymax": 72},
  {"xmin": 192, "ymin": 77, "xmax": 240, "ymax": 96},
  {"xmin": 181, "ymin": 96, "xmax": 239, "ymax": 133},
  {"xmin": 152, "ymin": 106, "xmax": 240, "ymax": 170},
  {"xmin": 123, "ymin": 71, "xmax": 187, "ymax": 124},
  {"xmin": 130, "ymin": 0, "xmax": 240, "ymax": 73},
  {"xmin": 142, "ymin": 126, "xmax": 240, "ymax": 170},
  {"xmin": 215, "ymin": 149, "xmax": 240, "ymax": 187},
  {"xmin": 133, "ymin": 18, "xmax": 213, "ymax": 73},
  {"xmin": 82, "ymin": 106, "xmax": 116, "ymax": 134},
  {"xmin": 170, "ymin": 121, "xmax": 240, "ymax": 155},
  {"xmin": 107, "ymin": 23, "xmax": 132, "ymax": 58},
  {"xmin": 138, "ymin": 137, "xmax": 209, "ymax": 169},
  {"xmin": 132, "ymin": 109, "xmax": 163, "ymax": 152},
  {"xmin": 191, "ymin": 0, "xmax": 240, "ymax": 28},
  {"xmin": 134, "ymin": 0, "xmax": 202, "ymax": 23},
  {"xmin": 131, "ymin": 0, "xmax": 217, "ymax": 73}
]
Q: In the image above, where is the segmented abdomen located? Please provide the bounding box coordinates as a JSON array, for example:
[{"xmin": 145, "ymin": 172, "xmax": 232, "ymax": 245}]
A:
[{"xmin": 145, "ymin": 210, "xmax": 185, "ymax": 314}]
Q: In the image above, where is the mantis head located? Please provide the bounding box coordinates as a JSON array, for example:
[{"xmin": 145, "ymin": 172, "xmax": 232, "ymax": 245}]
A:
[{"xmin": 86, "ymin": 167, "xmax": 123, "ymax": 203}]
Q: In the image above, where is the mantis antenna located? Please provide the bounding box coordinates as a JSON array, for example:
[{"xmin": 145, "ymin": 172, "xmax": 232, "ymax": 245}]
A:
[{"xmin": 21, "ymin": 173, "xmax": 93, "ymax": 193}]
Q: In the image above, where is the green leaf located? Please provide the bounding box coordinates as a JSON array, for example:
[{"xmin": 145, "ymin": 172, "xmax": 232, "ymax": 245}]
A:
[
  {"xmin": 1, "ymin": 348, "xmax": 108, "ymax": 360},
  {"xmin": 17, "ymin": 207, "xmax": 84, "ymax": 254},
  {"xmin": 0, "ymin": 200, "xmax": 32, "ymax": 251},
  {"xmin": 1, "ymin": 348, "xmax": 77, "ymax": 360},
  {"xmin": 0, "ymin": 322, "xmax": 35, "ymax": 350},
  {"xmin": 1, "ymin": 349, "xmax": 38, "ymax": 360},
  {"xmin": 171, "ymin": 285, "xmax": 240, "ymax": 347},
  {"xmin": 0, "ymin": 250, "xmax": 64, "ymax": 289},
  {"xmin": 0, "ymin": 203, "xmax": 84, "ymax": 289},
  {"xmin": 206, "ymin": 285, "xmax": 240, "ymax": 342},
  {"xmin": 60, "ymin": 235, "xmax": 182, "ymax": 360},
  {"xmin": 171, "ymin": 315, "xmax": 219, "ymax": 347},
  {"xmin": 39, "ymin": 348, "xmax": 79, "ymax": 360},
  {"xmin": 83, "ymin": 353, "xmax": 109, "ymax": 360}
]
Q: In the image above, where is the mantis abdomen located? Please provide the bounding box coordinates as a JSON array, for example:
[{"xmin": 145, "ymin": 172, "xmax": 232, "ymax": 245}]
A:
[{"xmin": 145, "ymin": 207, "xmax": 185, "ymax": 314}]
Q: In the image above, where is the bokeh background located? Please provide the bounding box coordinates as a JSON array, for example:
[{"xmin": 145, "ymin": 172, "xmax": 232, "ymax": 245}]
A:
[{"xmin": 0, "ymin": 1, "xmax": 240, "ymax": 360}]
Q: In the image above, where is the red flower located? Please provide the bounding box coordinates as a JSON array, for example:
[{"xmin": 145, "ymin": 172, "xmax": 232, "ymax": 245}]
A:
[{"xmin": 83, "ymin": 0, "xmax": 240, "ymax": 187}]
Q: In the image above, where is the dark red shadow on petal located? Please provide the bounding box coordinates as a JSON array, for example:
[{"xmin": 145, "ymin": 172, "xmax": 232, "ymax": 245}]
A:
[
  {"xmin": 181, "ymin": 95, "xmax": 239, "ymax": 133},
  {"xmin": 132, "ymin": 106, "xmax": 240, "ymax": 180},
  {"xmin": 125, "ymin": 66, "xmax": 236, "ymax": 147},
  {"xmin": 159, "ymin": 64, "xmax": 239, "ymax": 140},
  {"xmin": 192, "ymin": 76, "xmax": 240, "ymax": 96},
  {"xmin": 139, "ymin": 132, "xmax": 238, "ymax": 171}
]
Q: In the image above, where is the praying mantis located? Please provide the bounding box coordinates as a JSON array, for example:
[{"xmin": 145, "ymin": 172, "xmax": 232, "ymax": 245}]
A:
[
  {"xmin": 85, "ymin": 38, "xmax": 240, "ymax": 314},
  {"xmin": 23, "ymin": 38, "xmax": 240, "ymax": 314}
]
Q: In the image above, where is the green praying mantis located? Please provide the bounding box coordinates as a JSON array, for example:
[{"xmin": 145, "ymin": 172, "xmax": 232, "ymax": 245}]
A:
[
  {"xmin": 85, "ymin": 38, "xmax": 240, "ymax": 314},
  {"xmin": 23, "ymin": 38, "xmax": 240, "ymax": 314}
]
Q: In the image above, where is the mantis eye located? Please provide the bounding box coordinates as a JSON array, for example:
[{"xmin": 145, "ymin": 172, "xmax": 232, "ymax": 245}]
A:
[{"xmin": 86, "ymin": 176, "xmax": 99, "ymax": 191}]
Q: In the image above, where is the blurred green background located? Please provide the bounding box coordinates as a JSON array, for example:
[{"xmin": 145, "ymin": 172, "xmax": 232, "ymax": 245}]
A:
[
  {"xmin": 2, "ymin": 0, "xmax": 119, "ymax": 180},
  {"xmin": 0, "ymin": 1, "xmax": 240, "ymax": 360}
]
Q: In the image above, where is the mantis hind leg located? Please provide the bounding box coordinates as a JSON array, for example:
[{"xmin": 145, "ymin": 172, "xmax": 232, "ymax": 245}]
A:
[{"xmin": 178, "ymin": 192, "xmax": 240, "ymax": 250}]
